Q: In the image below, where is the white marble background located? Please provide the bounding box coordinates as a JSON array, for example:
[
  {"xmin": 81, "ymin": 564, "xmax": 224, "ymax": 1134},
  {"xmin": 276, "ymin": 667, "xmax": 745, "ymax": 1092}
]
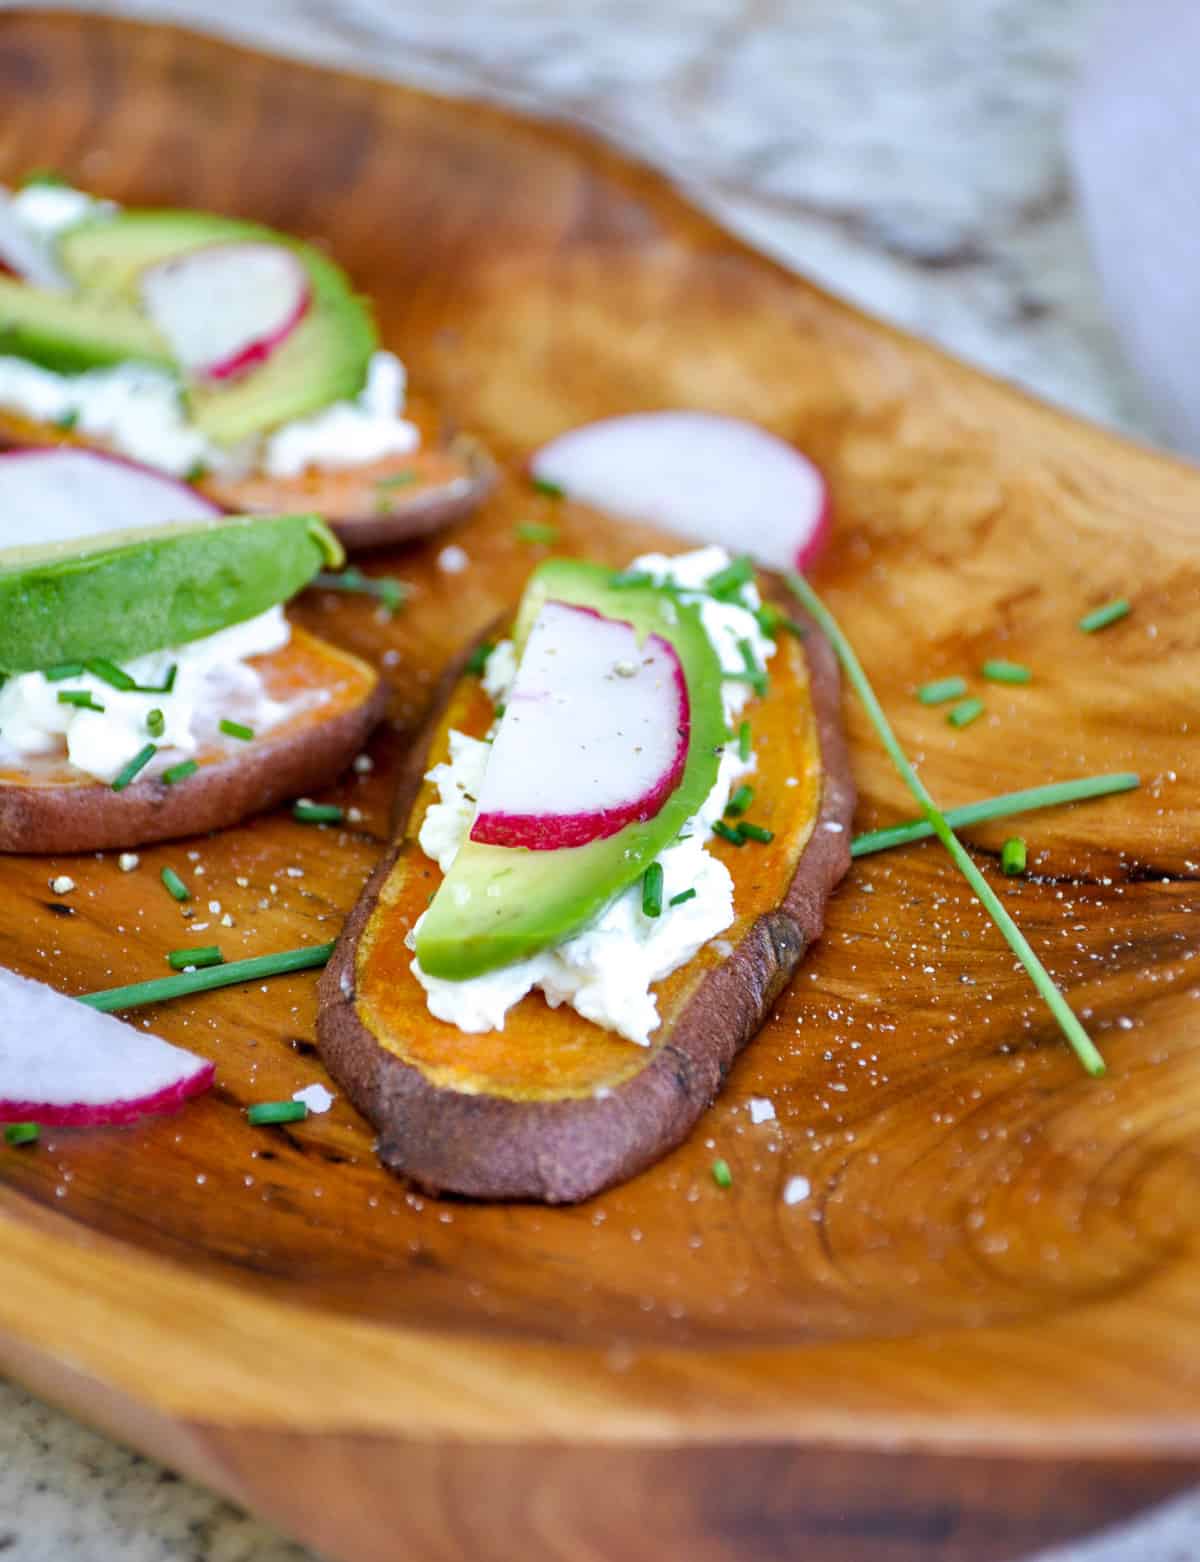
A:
[{"xmin": 1, "ymin": 3, "xmax": 1194, "ymax": 1561}]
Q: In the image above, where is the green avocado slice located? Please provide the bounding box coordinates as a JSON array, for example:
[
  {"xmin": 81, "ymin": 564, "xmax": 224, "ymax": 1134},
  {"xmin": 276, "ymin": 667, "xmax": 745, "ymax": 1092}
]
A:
[
  {"xmin": 59, "ymin": 210, "xmax": 377, "ymax": 446},
  {"xmin": 414, "ymin": 560, "xmax": 727, "ymax": 981},
  {"xmin": 0, "ymin": 512, "xmax": 342, "ymax": 673},
  {"xmin": 0, "ymin": 275, "xmax": 172, "ymax": 374}
]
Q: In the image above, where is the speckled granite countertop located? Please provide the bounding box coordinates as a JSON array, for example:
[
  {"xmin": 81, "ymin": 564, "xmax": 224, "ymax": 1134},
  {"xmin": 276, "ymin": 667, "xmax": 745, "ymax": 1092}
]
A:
[{"xmin": 2, "ymin": 3, "xmax": 1193, "ymax": 1561}]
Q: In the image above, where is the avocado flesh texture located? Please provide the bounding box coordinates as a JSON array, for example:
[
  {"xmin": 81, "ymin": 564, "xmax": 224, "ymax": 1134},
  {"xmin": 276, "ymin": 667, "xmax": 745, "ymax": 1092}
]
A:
[
  {"xmin": 0, "ymin": 275, "xmax": 172, "ymax": 374},
  {"xmin": 414, "ymin": 561, "xmax": 726, "ymax": 981},
  {"xmin": 59, "ymin": 211, "xmax": 377, "ymax": 447},
  {"xmin": 0, "ymin": 513, "xmax": 342, "ymax": 673}
]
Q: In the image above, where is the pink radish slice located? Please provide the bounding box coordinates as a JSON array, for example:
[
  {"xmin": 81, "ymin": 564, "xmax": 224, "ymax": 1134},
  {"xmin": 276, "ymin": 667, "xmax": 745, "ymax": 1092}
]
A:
[
  {"xmin": 470, "ymin": 600, "xmax": 689, "ymax": 851},
  {"xmin": 140, "ymin": 241, "xmax": 310, "ymax": 383},
  {"xmin": 530, "ymin": 412, "xmax": 831, "ymax": 572},
  {"xmin": 0, "ymin": 189, "xmax": 68, "ymax": 289},
  {"xmin": 0, "ymin": 447, "xmax": 220, "ymax": 552},
  {"xmin": 0, "ymin": 967, "xmax": 214, "ymax": 1126}
]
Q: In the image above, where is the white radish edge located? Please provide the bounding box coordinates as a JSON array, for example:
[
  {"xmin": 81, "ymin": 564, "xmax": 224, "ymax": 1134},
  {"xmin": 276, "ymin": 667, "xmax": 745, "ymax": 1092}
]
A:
[{"xmin": 530, "ymin": 411, "xmax": 831, "ymax": 572}]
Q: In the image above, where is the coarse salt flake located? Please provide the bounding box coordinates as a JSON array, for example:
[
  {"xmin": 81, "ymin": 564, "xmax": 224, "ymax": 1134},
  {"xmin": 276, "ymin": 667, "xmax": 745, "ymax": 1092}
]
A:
[
  {"xmin": 783, "ymin": 1175, "xmax": 811, "ymax": 1205},
  {"xmin": 748, "ymin": 1096, "xmax": 776, "ymax": 1124}
]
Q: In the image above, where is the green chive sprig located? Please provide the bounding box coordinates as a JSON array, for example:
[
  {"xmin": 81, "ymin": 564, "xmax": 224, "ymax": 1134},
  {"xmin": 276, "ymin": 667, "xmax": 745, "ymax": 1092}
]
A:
[
  {"xmin": 84, "ymin": 657, "xmax": 135, "ymax": 691},
  {"xmin": 641, "ymin": 862, "xmax": 664, "ymax": 919},
  {"xmin": 726, "ymin": 784, "xmax": 755, "ymax": 818},
  {"xmin": 531, "ymin": 475, "xmax": 565, "ymax": 499},
  {"xmin": 916, "ymin": 676, "xmax": 967, "ymax": 706},
  {"xmin": 669, "ymin": 888, "xmax": 697, "ymax": 907},
  {"xmin": 160, "ymin": 866, "xmax": 191, "ymax": 902},
  {"xmin": 167, "ymin": 945, "xmax": 224, "ymax": 971},
  {"xmin": 134, "ymin": 665, "xmax": 177, "ymax": 696},
  {"xmin": 947, "ymin": 697, "xmax": 985, "ymax": 729},
  {"xmin": 79, "ymin": 940, "xmax": 336, "ymax": 1013},
  {"xmin": 737, "ymin": 721, "xmax": 752, "ymax": 762},
  {"xmin": 293, "ymin": 801, "xmax": 344, "ymax": 825},
  {"xmin": 514, "ymin": 522, "xmax": 559, "ymax": 545},
  {"xmin": 57, "ymin": 689, "xmax": 105, "ymax": 712},
  {"xmin": 247, "ymin": 1100, "xmax": 308, "ymax": 1127},
  {"xmin": 981, "ymin": 659, "xmax": 1031, "ymax": 685},
  {"xmin": 706, "ymin": 555, "xmax": 754, "ymax": 597},
  {"xmin": 44, "ymin": 662, "xmax": 84, "ymax": 683},
  {"xmin": 465, "ymin": 640, "xmax": 494, "ymax": 676},
  {"xmin": 162, "ymin": 759, "xmax": 198, "ymax": 785},
  {"xmin": 314, "ymin": 568, "xmax": 408, "ymax": 616},
  {"xmin": 4, "ymin": 1123, "xmax": 40, "ymax": 1147},
  {"xmin": 146, "ymin": 708, "xmax": 165, "ymax": 738},
  {"xmin": 1079, "ymin": 598, "xmax": 1130, "ymax": 633},
  {"xmin": 1001, "ymin": 837, "xmax": 1028, "ymax": 876},
  {"xmin": 739, "ymin": 821, "xmax": 774, "ymax": 844},
  {"xmin": 110, "ymin": 743, "xmax": 157, "ymax": 791},
  {"xmin": 219, "ymin": 719, "xmax": 254, "ymax": 742},
  {"xmin": 712, "ymin": 819, "xmax": 745, "ymax": 847},
  {"xmin": 712, "ymin": 1158, "xmax": 733, "ymax": 1188}
]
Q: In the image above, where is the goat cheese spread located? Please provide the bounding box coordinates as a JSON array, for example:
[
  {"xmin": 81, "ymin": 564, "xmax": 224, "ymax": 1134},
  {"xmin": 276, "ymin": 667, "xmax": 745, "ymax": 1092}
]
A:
[
  {"xmin": 409, "ymin": 547, "xmax": 775, "ymax": 1046},
  {"xmin": 0, "ymin": 607, "xmax": 293, "ymax": 784},
  {"xmin": 0, "ymin": 185, "xmax": 420, "ymax": 480}
]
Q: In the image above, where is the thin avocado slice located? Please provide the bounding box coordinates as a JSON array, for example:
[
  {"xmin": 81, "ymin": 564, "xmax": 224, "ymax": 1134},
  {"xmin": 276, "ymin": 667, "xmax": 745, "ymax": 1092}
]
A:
[
  {"xmin": 0, "ymin": 276, "xmax": 171, "ymax": 374},
  {"xmin": 414, "ymin": 561, "xmax": 726, "ymax": 981},
  {"xmin": 60, "ymin": 211, "xmax": 376, "ymax": 447},
  {"xmin": 0, "ymin": 513, "xmax": 342, "ymax": 673}
]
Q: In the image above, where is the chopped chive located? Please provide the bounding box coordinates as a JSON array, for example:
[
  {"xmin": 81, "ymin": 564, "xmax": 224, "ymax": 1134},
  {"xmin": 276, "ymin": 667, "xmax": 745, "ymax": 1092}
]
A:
[
  {"xmin": 726, "ymin": 784, "xmax": 755, "ymax": 818},
  {"xmin": 712, "ymin": 819, "xmax": 745, "ymax": 847},
  {"xmin": 146, "ymin": 707, "xmax": 165, "ymax": 738},
  {"xmin": 755, "ymin": 603, "xmax": 807, "ymax": 638},
  {"xmin": 293, "ymin": 801, "xmax": 344, "ymax": 824},
  {"xmin": 711, "ymin": 1158, "xmax": 733, "ymax": 1188},
  {"xmin": 514, "ymin": 522, "xmax": 559, "ymax": 545},
  {"xmin": 737, "ymin": 636, "xmax": 767, "ymax": 694},
  {"xmin": 641, "ymin": 862, "xmax": 664, "ymax": 919},
  {"xmin": 44, "ymin": 662, "xmax": 84, "ymax": 682},
  {"xmin": 705, "ymin": 555, "xmax": 755, "ymax": 597},
  {"xmin": 110, "ymin": 743, "xmax": 157, "ymax": 791},
  {"xmin": 947, "ymin": 697, "xmax": 985, "ymax": 729},
  {"xmin": 850, "ymin": 772, "xmax": 1140, "ymax": 858},
  {"xmin": 4, "ymin": 1122, "xmax": 40, "ymax": 1147},
  {"xmin": 84, "ymin": 656, "xmax": 135, "ymax": 691},
  {"xmin": 1001, "ymin": 837, "xmax": 1028, "ymax": 876},
  {"xmin": 247, "ymin": 1100, "xmax": 308, "ymax": 1127},
  {"xmin": 79, "ymin": 940, "xmax": 337, "ymax": 1013},
  {"xmin": 981, "ymin": 659, "xmax": 1031, "ymax": 685},
  {"xmin": 738, "ymin": 821, "xmax": 775, "ymax": 844},
  {"xmin": 531, "ymin": 475, "xmax": 565, "ymax": 499},
  {"xmin": 54, "ymin": 408, "xmax": 79, "ymax": 432},
  {"xmin": 1079, "ymin": 597, "xmax": 1130, "ymax": 633},
  {"xmin": 132, "ymin": 664, "xmax": 177, "ymax": 696},
  {"xmin": 219, "ymin": 718, "xmax": 254, "ymax": 742},
  {"xmin": 916, "ymin": 676, "xmax": 967, "ymax": 706},
  {"xmin": 162, "ymin": 759, "xmax": 198, "ymax": 785},
  {"xmin": 465, "ymin": 640, "xmax": 495, "ymax": 676},
  {"xmin": 737, "ymin": 720, "xmax": 752, "ymax": 762},
  {"xmin": 56, "ymin": 689, "xmax": 105, "ymax": 711},
  {"xmin": 493, "ymin": 703, "xmax": 507, "ymax": 720},
  {"xmin": 184, "ymin": 460, "xmax": 209, "ymax": 484},
  {"xmin": 374, "ymin": 470, "xmax": 418, "ymax": 509},
  {"xmin": 160, "ymin": 866, "xmax": 191, "ymax": 902},
  {"xmin": 167, "ymin": 945, "xmax": 223, "ymax": 971},
  {"xmin": 785, "ymin": 570, "xmax": 1106, "ymax": 1078},
  {"xmin": 669, "ymin": 888, "xmax": 697, "ymax": 907},
  {"xmin": 609, "ymin": 568, "xmax": 655, "ymax": 590},
  {"xmin": 313, "ymin": 569, "xmax": 408, "ymax": 615}
]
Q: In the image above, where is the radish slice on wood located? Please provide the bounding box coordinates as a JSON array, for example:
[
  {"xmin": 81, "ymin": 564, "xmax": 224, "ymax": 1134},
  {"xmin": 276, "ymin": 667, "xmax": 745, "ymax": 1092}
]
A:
[
  {"xmin": 140, "ymin": 241, "xmax": 310, "ymax": 383},
  {"xmin": 531, "ymin": 411, "xmax": 830, "ymax": 572},
  {"xmin": 0, "ymin": 447, "xmax": 220, "ymax": 552},
  {"xmin": 0, "ymin": 189, "xmax": 68, "ymax": 289},
  {"xmin": 0, "ymin": 967, "xmax": 214, "ymax": 1126},
  {"xmin": 470, "ymin": 600, "xmax": 689, "ymax": 850}
]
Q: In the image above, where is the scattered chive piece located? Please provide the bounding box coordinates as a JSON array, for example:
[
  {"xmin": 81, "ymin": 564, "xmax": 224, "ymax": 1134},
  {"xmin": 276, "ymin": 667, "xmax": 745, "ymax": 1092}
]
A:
[
  {"xmin": 737, "ymin": 720, "xmax": 752, "ymax": 762},
  {"xmin": 705, "ymin": 555, "xmax": 755, "ymax": 596},
  {"xmin": 725, "ymin": 783, "xmax": 755, "ymax": 817},
  {"xmin": 131, "ymin": 664, "xmax": 177, "ymax": 696},
  {"xmin": 184, "ymin": 460, "xmax": 209, "ymax": 484},
  {"xmin": 916, "ymin": 676, "xmax": 967, "ymax": 706},
  {"xmin": 785, "ymin": 569, "xmax": 1105, "ymax": 1078},
  {"xmin": 219, "ymin": 718, "xmax": 254, "ymax": 742},
  {"xmin": 669, "ymin": 888, "xmax": 697, "ymax": 907},
  {"xmin": 293, "ymin": 801, "xmax": 344, "ymax": 825},
  {"xmin": 737, "ymin": 636, "xmax": 767, "ymax": 694},
  {"xmin": 167, "ymin": 945, "xmax": 223, "ymax": 971},
  {"xmin": 493, "ymin": 703, "xmax": 507, "ymax": 720},
  {"xmin": 609, "ymin": 568, "xmax": 654, "ymax": 589},
  {"xmin": 711, "ymin": 1158, "xmax": 733, "ymax": 1188},
  {"xmin": 54, "ymin": 408, "xmax": 79, "ymax": 432},
  {"xmin": 160, "ymin": 866, "xmax": 190, "ymax": 902},
  {"xmin": 712, "ymin": 819, "xmax": 745, "ymax": 847},
  {"xmin": 1079, "ymin": 597, "xmax": 1130, "ymax": 633},
  {"xmin": 514, "ymin": 521, "xmax": 559, "ymax": 545},
  {"xmin": 1001, "ymin": 837, "xmax": 1028, "ymax": 877},
  {"xmin": 56, "ymin": 689, "xmax": 105, "ymax": 712},
  {"xmin": 531, "ymin": 475, "xmax": 565, "ymax": 499},
  {"xmin": 247, "ymin": 1100, "xmax": 308, "ymax": 1127},
  {"xmin": 754, "ymin": 604, "xmax": 806, "ymax": 638},
  {"xmin": 981, "ymin": 659, "xmax": 1031, "ymax": 685},
  {"xmin": 162, "ymin": 759, "xmax": 198, "ymax": 785},
  {"xmin": 313, "ymin": 568, "xmax": 408, "ymax": 615},
  {"xmin": 947, "ymin": 697, "xmax": 985, "ymax": 729},
  {"xmin": 79, "ymin": 940, "xmax": 336, "ymax": 1013},
  {"xmin": 44, "ymin": 662, "xmax": 84, "ymax": 682},
  {"xmin": 465, "ymin": 640, "xmax": 495, "ymax": 676},
  {"xmin": 146, "ymin": 707, "xmax": 165, "ymax": 738},
  {"xmin": 738, "ymin": 821, "xmax": 775, "ymax": 844},
  {"xmin": 4, "ymin": 1123, "xmax": 40, "ymax": 1147},
  {"xmin": 374, "ymin": 470, "xmax": 418, "ymax": 509},
  {"xmin": 641, "ymin": 862, "xmax": 664, "ymax": 919},
  {"xmin": 850, "ymin": 772, "xmax": 1140, "ymax": 858},
  {"xmin": 110, "ymin": 742, "xmax": 157, "ymax": 791},
  {"xmin": 84, "ymin": 656, "xmax": 135, "ymax": 691}
]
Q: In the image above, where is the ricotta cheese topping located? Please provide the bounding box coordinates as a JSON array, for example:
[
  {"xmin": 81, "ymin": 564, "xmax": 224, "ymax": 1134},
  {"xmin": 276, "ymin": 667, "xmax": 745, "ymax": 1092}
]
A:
[
  {"xmin": 0, "ymin": 607, "xmax": 292, "ymax": 784},
  {"xmin": 408, "ymin": 547, "xmax": 776, "ymax": 1046}
]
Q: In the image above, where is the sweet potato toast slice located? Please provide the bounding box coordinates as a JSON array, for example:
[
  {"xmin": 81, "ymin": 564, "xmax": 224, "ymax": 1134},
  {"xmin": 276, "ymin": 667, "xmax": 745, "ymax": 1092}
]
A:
[
  {"xmin": 0, "ymin": 626, "xmax": 386, "ymax": 853},
  {"xmin": 317, "ymin": 608, "xmax": 855, "ymax": 1203}
]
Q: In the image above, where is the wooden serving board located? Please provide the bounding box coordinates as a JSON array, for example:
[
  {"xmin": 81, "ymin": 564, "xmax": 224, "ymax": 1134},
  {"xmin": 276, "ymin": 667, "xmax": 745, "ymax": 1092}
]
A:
[{"xmin": 2, "ymin": 14, "xmax": 1199, "ymax": 1561}]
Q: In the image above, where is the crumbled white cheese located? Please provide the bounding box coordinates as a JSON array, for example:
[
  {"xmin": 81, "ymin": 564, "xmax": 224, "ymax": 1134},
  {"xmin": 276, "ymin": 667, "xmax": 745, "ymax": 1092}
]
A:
[
  {"xmin": 262, "ymin": 353, "xmax": 419, "ymax": 478},
  {"xmin": 783, "ymin": 1175, "xmax": 811, "ymax": 1205},
  {"xmin": 0, "ymin": 607, "xmax": 291, "ymax": 784},
  {"xmin": 9, "ymin": 181, "xmax": 114, "ymax": 240},
  {"xmin": 748, "ymin": 1096, "xmax": 776, "ymax": 1124},
  {"xmin": 480, "ymin": 640, "xmax": 517, "ymax": 702},
  {"xmin": 292, "ymin": 1083, "xmax": 335, "ymax": 1115}
]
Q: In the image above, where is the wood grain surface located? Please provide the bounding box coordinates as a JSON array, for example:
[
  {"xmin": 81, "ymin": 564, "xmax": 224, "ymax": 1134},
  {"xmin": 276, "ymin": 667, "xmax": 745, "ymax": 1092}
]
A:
[{"xmin": 1, "ymin": 12, "xmax": 1199, "ymax": 1562}]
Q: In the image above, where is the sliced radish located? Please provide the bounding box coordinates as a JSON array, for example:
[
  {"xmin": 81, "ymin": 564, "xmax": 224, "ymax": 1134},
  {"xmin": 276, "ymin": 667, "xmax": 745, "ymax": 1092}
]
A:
[
  {"xmin": 0, "ymin": 447, "xmax": 220, "ymax": 552},
  {"xmin": 470, "ymin": 600, "xmax": 689, "ymax": 850},
  {"xmin": 0, "ymin": 966, "xmax": 214, "ymax": 1126},
  {"xmin": 140, "ymin": 241, "xmax": 310, "ymax": 383},
  {"xmin": 531, "ymin": 411, "xmax": 831, "ymax": 572},
  {"xmin": 0, "ymin": 188, "xmax": 69, "ymax": 289}
]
